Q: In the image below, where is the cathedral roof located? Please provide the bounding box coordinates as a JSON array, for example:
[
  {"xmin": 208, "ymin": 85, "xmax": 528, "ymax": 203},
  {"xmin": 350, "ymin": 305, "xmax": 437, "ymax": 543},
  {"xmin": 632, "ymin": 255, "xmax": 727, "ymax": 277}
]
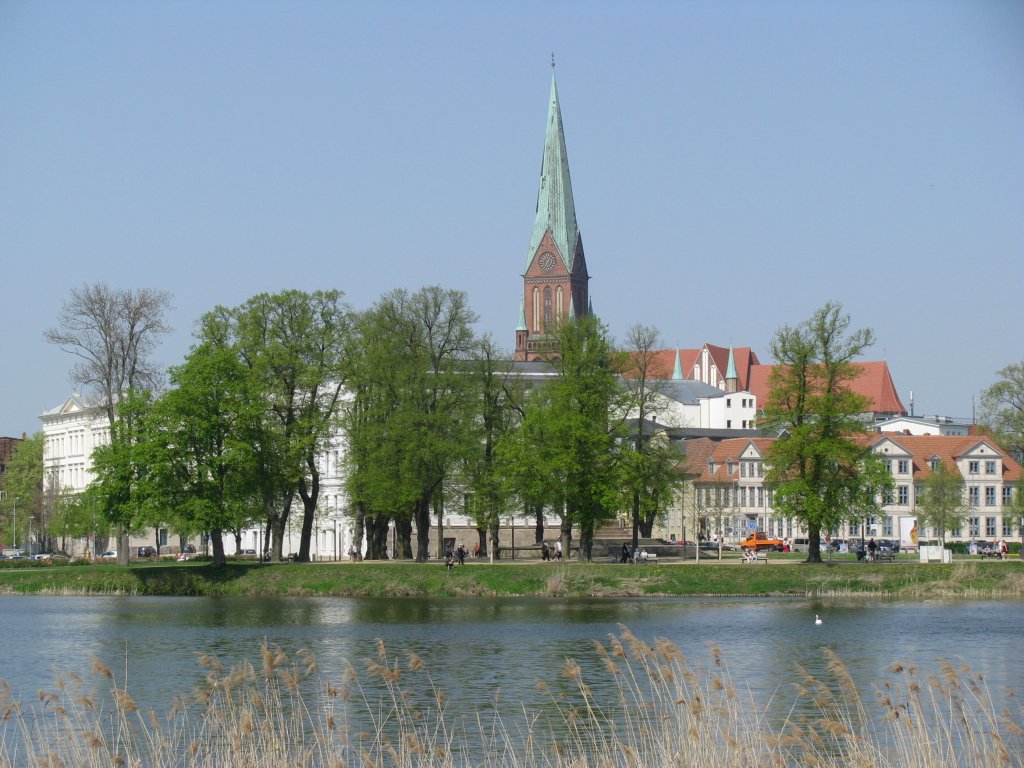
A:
[{"xmin": 526, "ymin": 70, "xmax": 579, "ymax": 272}]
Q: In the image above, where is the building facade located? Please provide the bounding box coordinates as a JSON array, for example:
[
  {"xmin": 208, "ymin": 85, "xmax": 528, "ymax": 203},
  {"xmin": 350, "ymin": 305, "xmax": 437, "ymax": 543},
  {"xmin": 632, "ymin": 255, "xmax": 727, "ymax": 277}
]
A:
[{"xmin": 671, "ymin": 434, "xmax": 1022, "ymax": 547}]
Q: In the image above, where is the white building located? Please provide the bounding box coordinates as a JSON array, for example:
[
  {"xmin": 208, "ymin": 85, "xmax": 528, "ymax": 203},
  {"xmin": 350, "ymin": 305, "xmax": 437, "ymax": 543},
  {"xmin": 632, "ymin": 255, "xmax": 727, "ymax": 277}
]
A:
[{"xmin": 40, "ymin": 392, "xmax": 356, "ymax": 560}]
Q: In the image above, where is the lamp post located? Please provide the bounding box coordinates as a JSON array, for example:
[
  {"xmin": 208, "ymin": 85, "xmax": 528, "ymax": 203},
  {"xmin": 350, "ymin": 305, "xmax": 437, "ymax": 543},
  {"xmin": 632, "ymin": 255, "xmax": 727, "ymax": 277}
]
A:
[{"xmin": 12, "ymin": 496, "xmax": 17, "ymax": 550}]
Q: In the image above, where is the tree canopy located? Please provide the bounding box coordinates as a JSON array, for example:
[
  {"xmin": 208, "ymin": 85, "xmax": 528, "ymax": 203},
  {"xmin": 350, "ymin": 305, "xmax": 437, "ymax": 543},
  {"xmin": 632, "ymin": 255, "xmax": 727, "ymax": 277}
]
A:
[{"xmin": 762, "ymin": 303, "xmax": 892, "ymax": 563}]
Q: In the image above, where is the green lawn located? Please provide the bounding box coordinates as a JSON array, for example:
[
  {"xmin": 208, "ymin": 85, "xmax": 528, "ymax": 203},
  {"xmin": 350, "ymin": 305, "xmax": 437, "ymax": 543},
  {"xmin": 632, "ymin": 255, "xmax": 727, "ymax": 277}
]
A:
[{"xmin": 0, "ymin": 557, "xmax": 1020, "ymax": 598}]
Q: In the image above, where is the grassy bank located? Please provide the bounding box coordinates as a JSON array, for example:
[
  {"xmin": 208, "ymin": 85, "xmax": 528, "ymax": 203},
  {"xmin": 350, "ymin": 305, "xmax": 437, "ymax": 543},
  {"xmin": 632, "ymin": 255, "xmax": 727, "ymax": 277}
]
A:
[{"xmin": 0, "ymin": 557, "xmax": 1021, "ymax": 598}]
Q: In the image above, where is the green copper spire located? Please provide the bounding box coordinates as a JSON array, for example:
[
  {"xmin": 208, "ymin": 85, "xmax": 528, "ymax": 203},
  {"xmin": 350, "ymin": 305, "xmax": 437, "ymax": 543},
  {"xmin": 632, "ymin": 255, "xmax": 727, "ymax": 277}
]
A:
[
  {"xmin": 525, "ymin": 69, "xmax": 579, "ymax": 271},
  {"xmin": 672, "ymin": 350, "xmax": 683, "ymax": 380},
  {"xmin": 726, "ymin": 346, "xmax": 738, "ymax": 380},
  {"xmin": 516, "ymin": 298, "xmax": 527, "ymax": 332}
]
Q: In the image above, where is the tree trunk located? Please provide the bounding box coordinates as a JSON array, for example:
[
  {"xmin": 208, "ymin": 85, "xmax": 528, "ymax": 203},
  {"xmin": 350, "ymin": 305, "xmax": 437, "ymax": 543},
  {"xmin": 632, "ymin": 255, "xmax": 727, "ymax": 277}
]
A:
[
  {"xmin": 561, "ymin": 518, "xmax": 574, "ymax": 560},
  {"xmin": 210, "ymin": 528, "xmax": 226, "ymax": 567},
  {"xmin": 414, "ymin": 496, "xmax": 431, "ymax": 562},
  {"xmin": 397, "ymin": 518, "xmax": 413, "ymax": 559},
  {"xmin": 233, "ymin": 530, "xmax": 242, "ymax": 555},
  {"xmin": 477, "ymin": 526, "xmax": 488, "ymax": 558},
  {"xmin": 365, "ymin": 514, "xmax": 389, "ymax": 560},
  {"xmin": 631, "ymin": 492, "xmax": 640, "ymax": 550},
  {"xmin": 806, "ymin": 526, "xmax": 823, "ymax": 564},
  {"xmin": 434, "ymin": 490, "xmax": 445, "ymax": 560},
  {"xmin": 488, "ymin": 519, "xmax": 500, "ymax": 561},
  {"xmin": 352, "ymin": 503, "xmax": 366, "ymax": 559},
  {"xmin": 533, "ymin": 504, "xmax": 544, "ymax": 543},
  {"xmin": 268, "ymin": 490, "xmax": 294, "ymax": 562},
  {"xmin": 296, "ymin": 465, "xmax": 320, "ymax": 562}
]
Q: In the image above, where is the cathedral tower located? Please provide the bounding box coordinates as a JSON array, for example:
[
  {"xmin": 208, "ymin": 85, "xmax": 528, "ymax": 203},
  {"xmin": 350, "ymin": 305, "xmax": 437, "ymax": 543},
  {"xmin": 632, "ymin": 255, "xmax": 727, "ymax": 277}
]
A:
[{"xmin": 514, "ymin": 66, "xmax": 590, "ymax": 361}]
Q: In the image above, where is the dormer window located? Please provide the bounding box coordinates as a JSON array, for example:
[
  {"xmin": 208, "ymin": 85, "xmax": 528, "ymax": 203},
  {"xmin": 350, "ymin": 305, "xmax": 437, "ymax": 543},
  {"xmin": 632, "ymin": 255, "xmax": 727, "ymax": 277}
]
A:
[{"xmin": 727, "ymin": 459, "xmax": 734, "ymax": 475}]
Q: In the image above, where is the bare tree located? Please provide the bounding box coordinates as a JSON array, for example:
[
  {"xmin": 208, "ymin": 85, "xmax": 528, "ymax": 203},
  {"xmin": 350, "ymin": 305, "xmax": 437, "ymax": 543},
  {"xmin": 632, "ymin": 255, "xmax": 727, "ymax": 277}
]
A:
[
  {"xmin": 45, "ymin": 283, "xmax": 173, "ymax": 425},
  {"xmin": 45, "ymin": 283, "xmax": 173, "ymax": 563}
]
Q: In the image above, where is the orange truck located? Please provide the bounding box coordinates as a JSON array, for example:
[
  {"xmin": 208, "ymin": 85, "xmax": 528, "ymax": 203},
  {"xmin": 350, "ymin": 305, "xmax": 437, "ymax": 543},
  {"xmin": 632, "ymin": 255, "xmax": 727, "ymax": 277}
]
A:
[{"xmin": 739, "ymin": 531, "xmax": 784, "ymax": 551}]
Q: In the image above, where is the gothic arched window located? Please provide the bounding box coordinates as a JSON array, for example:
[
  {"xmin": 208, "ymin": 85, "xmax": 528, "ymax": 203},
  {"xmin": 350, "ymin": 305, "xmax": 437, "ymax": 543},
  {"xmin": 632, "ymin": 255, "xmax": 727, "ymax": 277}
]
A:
[{"xmin": 543, "ymin": 286, "xmax": 552, "ymax": 329}]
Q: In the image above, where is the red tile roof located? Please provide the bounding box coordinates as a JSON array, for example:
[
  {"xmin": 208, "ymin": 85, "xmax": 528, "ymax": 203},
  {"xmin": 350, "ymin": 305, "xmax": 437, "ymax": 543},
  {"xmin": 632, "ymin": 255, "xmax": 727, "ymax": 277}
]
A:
[
  {"xmin": 869, "ymin": 434, "xmax": 1023, "ymax": 482},
  {"xmin": 748, "ymin": 361, "xmax": 906, "ymax": 416}
]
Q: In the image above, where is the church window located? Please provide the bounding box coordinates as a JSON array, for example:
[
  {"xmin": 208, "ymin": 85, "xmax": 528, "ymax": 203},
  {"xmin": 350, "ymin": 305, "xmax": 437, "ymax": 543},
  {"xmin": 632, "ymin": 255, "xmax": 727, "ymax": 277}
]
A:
[
  {"xmin": 543, "ymin": 287, "xmax": 552, "ymax": 328},
  {"xmin": 532, "ymin": 288, "xmax": 541, "ymax": 333},
  {"xmin": 556, "ymin": 286, "xmax": 564, "ymax": 320}
]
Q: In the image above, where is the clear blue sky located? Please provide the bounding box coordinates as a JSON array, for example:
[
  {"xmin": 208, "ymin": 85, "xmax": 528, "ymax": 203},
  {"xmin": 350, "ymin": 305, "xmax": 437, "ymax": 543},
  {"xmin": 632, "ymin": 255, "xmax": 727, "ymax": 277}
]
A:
[{"xmin": 2, "ymin": 0, "xmax": 1022, "ymax": 438}]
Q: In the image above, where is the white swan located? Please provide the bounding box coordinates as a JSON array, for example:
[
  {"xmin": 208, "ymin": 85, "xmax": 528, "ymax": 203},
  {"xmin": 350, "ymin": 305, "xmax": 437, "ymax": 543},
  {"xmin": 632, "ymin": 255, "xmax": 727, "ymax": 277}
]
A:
[{"xmin": 815, "ymin": 615, "xmax": 822, "ymax": 625}]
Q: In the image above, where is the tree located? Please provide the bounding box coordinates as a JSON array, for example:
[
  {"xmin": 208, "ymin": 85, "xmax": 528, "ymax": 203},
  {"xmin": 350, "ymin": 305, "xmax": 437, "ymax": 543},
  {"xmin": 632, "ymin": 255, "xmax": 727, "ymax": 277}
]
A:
[
  {"xmin": 85, "ymin": 389, "xmax": 161, "ymax": 556},
  {"xmin": 915, "ymin": 461, "xmax": 970, "ymax": 547},
  {"xmin": 45, "ymin": 283, "xmax": 172, "ymax": 564},
  {"xmin": 762, "ymin": 303, "xmax": 892, "ymax": 563},
  {"xmin": 981, "ymin": 362, "xmax": 1024, "ymax": 459},
  {"xmin": 614, "ymin": 324, "xmax": 686, "ymax": 549},
  {"xmin": 499, "ymin": 315, "xmax": 621, "ymax": 561},
  {"xmin": 144, "ymin": 316, "xmax": 263, "ymax": 566},
  {"xmin": 461, "ymin": 336, "xmax": 520, "ymax": 560},
  {"xmin": 344, "ymin": 287, "xmax": 479, "ymax": 562},
  {"xmin": 1, "ymin": 433, "xmax": 44, "ymax": 551},
  {"xmin": 231, "ymin": 290, "xmax": 353, "ymax": 562}
]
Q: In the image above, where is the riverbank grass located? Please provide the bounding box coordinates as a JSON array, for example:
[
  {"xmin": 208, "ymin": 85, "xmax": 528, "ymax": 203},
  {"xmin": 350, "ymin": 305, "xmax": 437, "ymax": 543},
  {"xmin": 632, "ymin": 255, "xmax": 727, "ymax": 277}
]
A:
[{"xmin": 0, "ymin": 558, "xmax": 1021, "ymax": 598}]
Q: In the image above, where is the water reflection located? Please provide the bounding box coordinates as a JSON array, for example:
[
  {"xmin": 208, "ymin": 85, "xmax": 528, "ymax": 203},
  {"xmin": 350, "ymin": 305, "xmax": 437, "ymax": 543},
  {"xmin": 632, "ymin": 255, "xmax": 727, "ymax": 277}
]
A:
[{"xmin": 1, "ymin": 595, "xmax": 1020, "ymax": 730}]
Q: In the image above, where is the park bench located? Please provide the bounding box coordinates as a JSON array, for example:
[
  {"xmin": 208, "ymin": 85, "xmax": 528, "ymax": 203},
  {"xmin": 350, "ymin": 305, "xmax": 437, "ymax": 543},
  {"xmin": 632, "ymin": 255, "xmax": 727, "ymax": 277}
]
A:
[
  {"xmin": 742, "ymin": 552, "xmax": 768, "ymax": 564},
  {"xmin": 874, "ymin": 552, "xmax": 897, "ymax": 562}
]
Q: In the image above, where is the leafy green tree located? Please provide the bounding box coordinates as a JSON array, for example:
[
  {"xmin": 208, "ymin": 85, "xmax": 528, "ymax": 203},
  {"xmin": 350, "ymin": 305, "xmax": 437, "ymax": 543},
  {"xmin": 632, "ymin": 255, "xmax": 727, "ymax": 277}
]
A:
[
  {"xmin": 2, "ymin": 433, "xmax": 44, "ymax": 551},
  {"xmin": 145, "ymin": 317, "xmax": 263, "ymax": 566},
  {"xmin": 344, "ymin": 287, "xmax": 479, "ymax": 562},
  {"xmin": 915, "ymin": 461, "xmax": 969, "ymax": 547},
  {"xmin": 85, "ymin": 389, "xmax": 160, "ymax": 555},
  {"xmin": 460, "ymin": 336, "xmax": 520, "ymax": 559},
  {"xmin": 762, "ymin": 303, "xmax": 892, "ymax": 563},
  {"xmin": 230, "ymin": 290, "xmax": 353, "ymax": 562},
  {"xmin": 981, "ymin": 362, "xmax": 1024, "ymax": 459},
  {"xmin": 500, "ymin": 315, "xmax": 621, "ymax": 560}
]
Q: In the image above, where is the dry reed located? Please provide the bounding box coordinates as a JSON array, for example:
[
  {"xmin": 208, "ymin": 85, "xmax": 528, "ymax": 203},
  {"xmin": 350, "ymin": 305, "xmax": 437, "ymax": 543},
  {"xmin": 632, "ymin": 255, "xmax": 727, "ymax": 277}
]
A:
[{"xmin": 0, "ymin": 628, "xmax": 1020, "ymax": 767}]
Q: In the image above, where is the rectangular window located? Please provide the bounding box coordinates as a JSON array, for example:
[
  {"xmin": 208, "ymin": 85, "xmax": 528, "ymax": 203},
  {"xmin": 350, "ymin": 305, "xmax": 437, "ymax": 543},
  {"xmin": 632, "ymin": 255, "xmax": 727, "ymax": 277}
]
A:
[
  {"xmin": 968, "ymin": 461, "xmax": 979, "ymax": 475},
  {"xmin": 883, "ymin": 488, "xmax": 894, "ymax": 505},
  {"xmin": 1003, "ymin": 518, "xmax": 1014, "ymax": 537},
  {"xmin": 898, "ymin": 459, "xmax": 909, "ymax": 474},
  {"xmin": 986, "ymin": 460, "xmax": 996, "ymax": 475},
  {"xmin": 969, "ymin": 517, "xmax": 980, "ymax": 537},
  {"xmin": 726, "ymin": 420, "xmax": 732, "ymax": 428},
  {"xmin": 985, "ymin": 486, "xmax": 996, "ymax": 506},
  {"xmin": 969, "ymin": 486, "xmax": 979, "ymax": 507},
  {"xmin": 758, "ymin": 487, "xmax": 765, "ymax": 507},
  {"xmin": 898, "ymin": 485, "xmax": 908, "ymax": 505},
  {"xmin": 726, "ymin": 399, "xmax": 732, "ymax": 408},
  {"xmin": 159, "ymin": 528, "xmax": 168, "ymax": 546},
  {"xmin": 883, "ymin": 517, "xmax": 893, "ymax": 536},
  {"xmin": 740, "ymin": 462, "xmax": 746, "ymax": 478},
  {"xmin": 986, "ymin": 517, "xmax": 997, "ymax": 537},
  {"xmin": 1003, "ymin": 486, "xmax": 1013, "ymax": 506},
  {"xmin": 767, "ymin": 488, "xmax": 774, "ymax": 508},
  {"xmin": 951, "ymin": 523, "xmax": 961, "ymax": 537}
]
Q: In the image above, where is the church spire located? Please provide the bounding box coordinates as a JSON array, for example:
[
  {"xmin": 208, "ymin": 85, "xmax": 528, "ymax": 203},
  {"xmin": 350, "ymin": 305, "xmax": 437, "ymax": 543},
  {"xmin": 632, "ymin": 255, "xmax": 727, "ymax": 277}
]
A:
[
  {"xmin": 725, "ymin": 346, "xmax": 738, "ymax": 393},
  {"xmin": 672, "ymin": 350, "xmax": 683, "ymax": 380},
  {"xmin": 525, "ymin": 68, "xmax": 579, "ymax": 272}
]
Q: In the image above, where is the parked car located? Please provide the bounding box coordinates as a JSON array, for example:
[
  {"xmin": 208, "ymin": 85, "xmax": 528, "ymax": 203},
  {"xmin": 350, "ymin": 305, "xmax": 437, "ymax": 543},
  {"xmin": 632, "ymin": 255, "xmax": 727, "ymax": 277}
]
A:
[
  {"xmin": 136, "ymin": 546, "xmax": 157, "ymax": 558},
  {"xmin": 99, "ymin": 550, "xmax": 118, "ymax": 560}
]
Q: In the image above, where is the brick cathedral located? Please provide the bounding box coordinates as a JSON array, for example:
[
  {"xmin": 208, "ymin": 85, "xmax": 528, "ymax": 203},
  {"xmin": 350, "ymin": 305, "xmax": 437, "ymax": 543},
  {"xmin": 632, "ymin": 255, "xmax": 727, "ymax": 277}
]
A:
[{"xmin": 514, "ymin": 67, "xmax": 591, "ymax": 362}]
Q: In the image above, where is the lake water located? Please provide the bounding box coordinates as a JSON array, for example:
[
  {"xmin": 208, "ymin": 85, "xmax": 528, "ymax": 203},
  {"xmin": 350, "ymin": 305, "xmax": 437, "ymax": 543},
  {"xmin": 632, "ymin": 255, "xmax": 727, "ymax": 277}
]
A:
[{"xmin": 1, "ymin": 595, "xmax": 1021, "ymax": 741}]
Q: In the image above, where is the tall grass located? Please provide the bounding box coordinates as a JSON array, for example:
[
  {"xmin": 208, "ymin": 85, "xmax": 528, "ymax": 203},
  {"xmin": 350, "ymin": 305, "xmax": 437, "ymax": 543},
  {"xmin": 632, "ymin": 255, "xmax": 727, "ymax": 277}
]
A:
[{"xmin": 1, "ymin": 627, "xmax": 1020, "ymax": 767}]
